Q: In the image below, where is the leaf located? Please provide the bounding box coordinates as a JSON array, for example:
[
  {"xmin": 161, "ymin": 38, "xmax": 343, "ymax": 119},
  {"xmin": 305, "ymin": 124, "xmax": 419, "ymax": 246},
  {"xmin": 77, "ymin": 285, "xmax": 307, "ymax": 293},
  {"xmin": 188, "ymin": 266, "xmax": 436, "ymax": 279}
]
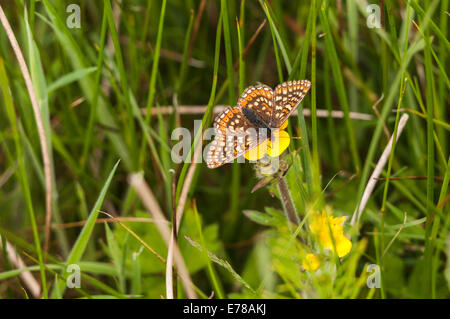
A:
[
  {"xmin": 184, "ymin": 235, "xmax": 256, "ymax": 294},
  {"xmin": 251, "ymin": 176, "xmax": 275, "ymax": 193},
  {"xmin": 243, "ymin": 210, "xmax": 273, "ymax": 226},
  {"xmin": 113, "ymin": 210, "xmax": 167, "ymax": 274},
  {"xmin": 105, "ymin": 222, "xmax": 125, "ymax": 292},
  {"xmin": 47, "ymin": 67, "xmax": 97, "ymax": 93},
  {"xmin": 265, "ymin": 207, "xmax": 291, "ymax": 225},
  {"xmin": 50, "ymin": 160, "xmax": 121, "ymax": 298}
]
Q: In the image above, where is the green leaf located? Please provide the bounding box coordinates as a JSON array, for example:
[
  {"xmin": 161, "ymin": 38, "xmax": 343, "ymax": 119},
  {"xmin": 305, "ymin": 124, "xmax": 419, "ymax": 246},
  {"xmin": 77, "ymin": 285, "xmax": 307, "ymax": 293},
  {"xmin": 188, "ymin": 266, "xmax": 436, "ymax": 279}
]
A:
[
  {"xmin": 243, "ymin": 210, "xmax": 273, "ymax": 226},
  {"xmin": 47, "ymin": 67, "xmax": 97, "ymax": 93},
  {"xmin": 184, "ymin": 235, "xmax": 256, "ymax": 294},
  {"xmin": 51, "ymin": 160, "xmax": 121, "ymax": 298},
  {"xmin": 105, "ymin": 222, "xmax": 125, "ymax": 293}
]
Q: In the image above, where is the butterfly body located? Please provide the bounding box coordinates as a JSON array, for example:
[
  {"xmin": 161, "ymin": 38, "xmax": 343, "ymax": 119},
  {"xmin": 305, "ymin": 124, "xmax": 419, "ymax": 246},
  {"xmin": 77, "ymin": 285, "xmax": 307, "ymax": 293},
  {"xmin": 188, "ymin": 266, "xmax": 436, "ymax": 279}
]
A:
[
  {"xmin": 241, "ymin": 107, "xmax": 274, "ymax": 139},
  {"xmin": 206, "ymin": 80, "xmax": 311, "ymax": 169}
]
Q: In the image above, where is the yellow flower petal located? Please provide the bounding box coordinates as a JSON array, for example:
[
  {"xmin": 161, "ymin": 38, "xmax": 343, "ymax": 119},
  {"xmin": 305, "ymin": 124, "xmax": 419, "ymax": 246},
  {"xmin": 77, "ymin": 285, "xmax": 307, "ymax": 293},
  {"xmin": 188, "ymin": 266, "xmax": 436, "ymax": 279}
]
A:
[
  {"xmin": 309, "ymin": 211, "xmax": 352, "ymax": 258},
  {"xmin": 279, "ymin": 119, "xmax": 289, "ymax": 130},
  {"xmin": 336, "ymin": 236, "xmax": 352, "ymax": 258},
  {"xmin": 333, "ymin": 216, "xmax": 347, "ymax": 225},
  {"xmin": 244, "ymin": 139, "xmax": 268, "ymax": 160},
  {"xmin": 267, "ymin": 129, "xmax": 290, "ymax": 157},
  {"xmin": 303, "ymin": 253, "xmax": 320, "ymax": 271}
]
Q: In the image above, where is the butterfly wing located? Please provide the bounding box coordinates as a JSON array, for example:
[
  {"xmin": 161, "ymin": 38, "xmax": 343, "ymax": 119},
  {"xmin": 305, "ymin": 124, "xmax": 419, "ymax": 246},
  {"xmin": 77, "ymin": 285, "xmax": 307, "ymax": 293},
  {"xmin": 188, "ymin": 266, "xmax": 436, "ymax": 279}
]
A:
[
  {"xmin": 206, "ymin": 132, "xmax": 262, "ymax": 169},
  {"xmin": 237, "ymin": 84, "xmax": 274, "ymax": 126},
  {"xmin": 213, "ymin": 107, "xmax": 251, "ymax": 135},
  {"xmin": 207, "ymin": 107, "xmax": 265, "ymax": 168},
  {"xmin": 270, "ymin": 80, "xmax": 311, "ymax": 128}
]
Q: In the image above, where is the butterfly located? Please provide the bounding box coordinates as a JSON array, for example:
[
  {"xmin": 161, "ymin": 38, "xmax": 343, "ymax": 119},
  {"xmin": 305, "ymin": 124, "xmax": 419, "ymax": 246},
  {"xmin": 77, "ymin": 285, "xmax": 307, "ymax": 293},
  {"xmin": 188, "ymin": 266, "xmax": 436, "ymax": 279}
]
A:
[{"xmin": 206, "ymin": 80, "xmax": 311, "ymax": 169}]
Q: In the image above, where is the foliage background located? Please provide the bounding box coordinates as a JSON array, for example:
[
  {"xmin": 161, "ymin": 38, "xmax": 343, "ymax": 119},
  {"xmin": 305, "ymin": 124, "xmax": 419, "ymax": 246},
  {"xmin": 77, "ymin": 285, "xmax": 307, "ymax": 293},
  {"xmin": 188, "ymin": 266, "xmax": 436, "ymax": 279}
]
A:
[{"xmin": 0, "ymin": 0, "xmax": 448, "ymax": 298}]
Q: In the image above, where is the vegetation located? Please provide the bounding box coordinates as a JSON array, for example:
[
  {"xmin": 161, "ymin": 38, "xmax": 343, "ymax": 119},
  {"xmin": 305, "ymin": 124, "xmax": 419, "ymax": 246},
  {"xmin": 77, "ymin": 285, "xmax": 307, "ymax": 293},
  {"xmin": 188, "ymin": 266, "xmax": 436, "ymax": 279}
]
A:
[{"xmin": 0, "ymin": 0, "xmax": 448, "ymax": 299}]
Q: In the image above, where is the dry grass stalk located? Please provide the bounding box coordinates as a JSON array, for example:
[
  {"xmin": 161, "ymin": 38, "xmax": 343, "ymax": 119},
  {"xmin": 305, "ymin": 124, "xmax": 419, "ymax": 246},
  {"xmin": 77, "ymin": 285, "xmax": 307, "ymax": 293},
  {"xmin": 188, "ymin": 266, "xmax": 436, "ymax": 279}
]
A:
[
  {"xmin": 350, "ymin": 114, "xmax": 410, "ymax": 226},
  {"xmin": 0, "ymin": 237, "xmax": 41, "ymax": 298},
  {"xmin": 129, "ymin": 173, "xmax": 197, "ymax": 299},
  {"xmin": 144, "ymin": 105, "xmax": 374, "ymax": 120},
  {"xmin": 0, "ymin": 5, "xmax": 53, "ymax": 253}
]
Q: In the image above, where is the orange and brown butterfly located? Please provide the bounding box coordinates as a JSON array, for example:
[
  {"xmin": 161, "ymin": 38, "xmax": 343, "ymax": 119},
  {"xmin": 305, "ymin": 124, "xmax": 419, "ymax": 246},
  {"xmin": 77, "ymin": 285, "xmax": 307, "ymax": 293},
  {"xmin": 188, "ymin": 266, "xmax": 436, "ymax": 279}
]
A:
[{"xmin": 206, "ymin": 80, "xmax": 311, "ymax": 169}]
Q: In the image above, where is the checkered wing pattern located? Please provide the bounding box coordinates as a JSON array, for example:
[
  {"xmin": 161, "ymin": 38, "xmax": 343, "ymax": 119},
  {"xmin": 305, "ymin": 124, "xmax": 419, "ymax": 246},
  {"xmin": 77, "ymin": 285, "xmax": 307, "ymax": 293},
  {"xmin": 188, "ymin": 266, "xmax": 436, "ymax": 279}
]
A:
[
  {"xmin": 271, "ymin": 80, "xmax": 311, "ymax": 128},
  {"xmin": 236, "ymin": 84, "xmax": 274, "ymax": 125},
  {"xmin": 207, "ymin": 107, "xmax": 263, "ymax": 169},
  {"xmin": 205, "ymin": 133, "xmax": 262, "ymax": 169},
  {"xmin": 213, "ymin": 107, "xmax": 253, "ymax": 135}
]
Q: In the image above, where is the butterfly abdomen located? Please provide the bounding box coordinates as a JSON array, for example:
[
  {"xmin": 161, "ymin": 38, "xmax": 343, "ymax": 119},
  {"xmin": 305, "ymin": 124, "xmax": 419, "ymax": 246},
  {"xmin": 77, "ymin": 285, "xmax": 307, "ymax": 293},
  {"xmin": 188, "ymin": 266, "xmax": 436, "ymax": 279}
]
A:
[
  {"xmin": 242, "ymin": 106, "xmax": 277, "ymax": 142},
  {"xmin": 242, "ymin": 107, "xmax": 270, "ymax": 130}
]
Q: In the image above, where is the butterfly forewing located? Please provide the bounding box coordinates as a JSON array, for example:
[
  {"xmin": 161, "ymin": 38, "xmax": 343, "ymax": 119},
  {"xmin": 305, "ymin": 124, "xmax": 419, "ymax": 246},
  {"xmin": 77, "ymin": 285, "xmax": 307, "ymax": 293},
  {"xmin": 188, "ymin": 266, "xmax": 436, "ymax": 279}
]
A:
[
  {"xmin": 271, "ymin": 80, "xmax": 311, "ymax": 128},
  {"xmin": 214, "ymin": 107, "xmax": 253, "ymax": 135},
  {"xmin": 237, "ymin": 84, "xmax": 274, "ymax": 126}
]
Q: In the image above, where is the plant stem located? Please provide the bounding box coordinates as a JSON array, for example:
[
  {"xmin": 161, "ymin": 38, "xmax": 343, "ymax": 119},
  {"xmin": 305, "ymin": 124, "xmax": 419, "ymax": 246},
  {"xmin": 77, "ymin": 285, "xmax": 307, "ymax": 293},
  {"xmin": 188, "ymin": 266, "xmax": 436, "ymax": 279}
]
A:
[{"xmin": 277, "ymin": 176, "xmax": 300, "ymax": 232}]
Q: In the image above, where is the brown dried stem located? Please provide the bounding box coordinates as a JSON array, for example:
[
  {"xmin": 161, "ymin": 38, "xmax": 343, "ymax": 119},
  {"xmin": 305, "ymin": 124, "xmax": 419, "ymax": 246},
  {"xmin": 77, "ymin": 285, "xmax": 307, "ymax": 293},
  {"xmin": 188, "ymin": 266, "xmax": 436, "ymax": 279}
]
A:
[{"xmin": 0, "ymin": 5, "xmax": 53, "ymax": 254}]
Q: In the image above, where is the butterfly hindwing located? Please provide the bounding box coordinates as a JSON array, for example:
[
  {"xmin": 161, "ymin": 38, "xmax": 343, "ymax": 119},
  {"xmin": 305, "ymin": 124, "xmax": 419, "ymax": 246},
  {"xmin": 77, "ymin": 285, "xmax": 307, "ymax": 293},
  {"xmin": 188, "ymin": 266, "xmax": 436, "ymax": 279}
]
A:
[
  {"xmin": 208, "ymin": 107, "xmax": 264, "ymax": 168},
  {"xmin": 206, "ymin": 130, "xmax": 263, "ymax": 169},
  {"xmin": 206, "ymin": 133, "xmax": 227, "ymax": 169},
  {"xmin": 271, "ymin": 80, "xmax": 311, "ymax": 128}
]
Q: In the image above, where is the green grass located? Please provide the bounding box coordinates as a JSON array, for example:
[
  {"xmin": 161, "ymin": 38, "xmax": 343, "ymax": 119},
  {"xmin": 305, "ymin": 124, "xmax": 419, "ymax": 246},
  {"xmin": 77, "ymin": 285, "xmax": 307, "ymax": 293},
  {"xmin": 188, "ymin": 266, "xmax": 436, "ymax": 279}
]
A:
[{"xmin": 0, "ymin": 0, "xmax": 448, "ymax": 299}]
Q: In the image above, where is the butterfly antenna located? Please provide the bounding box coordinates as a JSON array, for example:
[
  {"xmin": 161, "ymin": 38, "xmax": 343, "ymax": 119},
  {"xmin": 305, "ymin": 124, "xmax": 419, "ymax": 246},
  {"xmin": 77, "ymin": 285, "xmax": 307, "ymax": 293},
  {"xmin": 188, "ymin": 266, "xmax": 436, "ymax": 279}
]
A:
[{"xmin": 277, "ymin": 135, "xmax": 302, "ymax": 139}]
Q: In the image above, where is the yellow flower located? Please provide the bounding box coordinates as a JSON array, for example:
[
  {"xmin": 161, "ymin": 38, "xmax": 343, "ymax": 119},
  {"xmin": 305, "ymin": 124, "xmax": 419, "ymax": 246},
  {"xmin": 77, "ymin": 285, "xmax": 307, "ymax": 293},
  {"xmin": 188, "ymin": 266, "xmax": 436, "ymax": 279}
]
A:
[
  {"xmin": 303, "ymin": 253, "xmax": 320, "ymax": 271},
  {"xmin": 244, "ymin": 120, "xmax": 290, "ymax": 161},
  {"xmin": 309, "ymin": 211, "xmax": 352, "ymax": 258}
]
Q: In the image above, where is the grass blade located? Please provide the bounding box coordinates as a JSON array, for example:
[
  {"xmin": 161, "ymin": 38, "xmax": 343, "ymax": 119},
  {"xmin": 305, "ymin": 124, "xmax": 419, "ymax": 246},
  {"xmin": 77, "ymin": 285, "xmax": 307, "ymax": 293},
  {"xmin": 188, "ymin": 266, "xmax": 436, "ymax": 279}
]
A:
[{"xmin": 51, "ymin": 160, "xmax": 121, "ymax": 298}]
